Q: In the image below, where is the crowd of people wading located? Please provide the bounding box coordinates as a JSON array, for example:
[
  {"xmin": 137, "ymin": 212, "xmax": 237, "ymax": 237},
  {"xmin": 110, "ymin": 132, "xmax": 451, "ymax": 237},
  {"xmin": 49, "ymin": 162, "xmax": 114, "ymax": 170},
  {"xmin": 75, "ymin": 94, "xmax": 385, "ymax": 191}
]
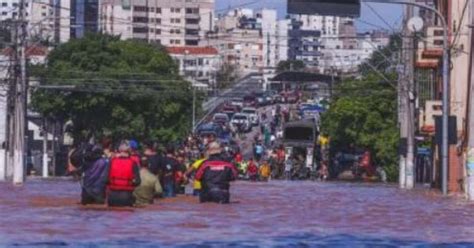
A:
[{"xmin": 70, "ymin": 137, "xmax": 238, "ymax": 207}]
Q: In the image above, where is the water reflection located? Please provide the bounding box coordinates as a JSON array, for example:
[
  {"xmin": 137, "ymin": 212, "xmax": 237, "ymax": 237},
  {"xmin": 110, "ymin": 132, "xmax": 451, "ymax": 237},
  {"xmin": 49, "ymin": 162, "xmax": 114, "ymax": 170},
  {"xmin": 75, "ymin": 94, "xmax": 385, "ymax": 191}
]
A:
[{"xmin": 1, "ymin": 179, "xmax": 474, "ymax": 247}]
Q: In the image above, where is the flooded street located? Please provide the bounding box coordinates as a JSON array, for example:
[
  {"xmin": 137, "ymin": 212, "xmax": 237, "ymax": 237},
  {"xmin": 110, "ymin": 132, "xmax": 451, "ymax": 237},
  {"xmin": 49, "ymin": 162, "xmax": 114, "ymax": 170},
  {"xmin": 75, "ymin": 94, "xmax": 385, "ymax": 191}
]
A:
[{"xmin": 1, "ymin": 179, "xmax": 474, "ymax": 247}]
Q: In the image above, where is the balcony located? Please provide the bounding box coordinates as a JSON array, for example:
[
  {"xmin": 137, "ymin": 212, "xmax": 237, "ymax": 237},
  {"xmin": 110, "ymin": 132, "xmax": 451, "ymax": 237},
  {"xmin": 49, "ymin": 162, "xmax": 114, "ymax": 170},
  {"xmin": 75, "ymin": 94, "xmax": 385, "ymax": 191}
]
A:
[
  {"xmin": 185, "ymin": 13, "xmax": 200, "ymax": 19},
  {"xmin": 185, "ymin": 23, "xmax": 200, "ymax": 30},
  {"xmin": 301, "ymin": 40, "xmax": 320, "ymax": 46},
  {"xmin": 185, "ymin": 34, "xmax": 200, "ymax": 40}
]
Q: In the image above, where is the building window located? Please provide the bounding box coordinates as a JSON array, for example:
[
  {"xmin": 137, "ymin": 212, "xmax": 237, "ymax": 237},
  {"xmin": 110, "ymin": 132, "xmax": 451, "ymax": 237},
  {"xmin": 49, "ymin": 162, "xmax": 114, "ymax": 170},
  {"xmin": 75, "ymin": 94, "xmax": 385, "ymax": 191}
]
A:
[
  {"xmin": 185, "ymin": 18, "xmax": 199, "ymax": 24},
  {"xmin": 149, "ymin": 7, "xmax": 154, "ymax": 12},
  {"xmin": 156, "ymin": 18, "xmax": 161, "ymax": 24},
  {"xmin": 12, "ymin": 3, "xmax": 17, "ymax": 7},
  {"xmin": 186, "ymin": 8, "xmax": 199, "ymax": 14},
  {"xmin": 133, "ymin": 17, "xmax": 148, "ymax": 23},
  {"xmin": 171, "ymin": 7, "xmax": 181, "ymax": 13},
  {"xmin": 171, "ymin": 18, "xmax": 181, "ymax": 24},
  {"xmin": 133, "ymin": 6, "xmax": 147, "ymax": 12},
  {"xmin": 1, "ymin": 11, "xmax": 6, "ymax": 15},
  {"xmin": 156, "ymin": 8, "xmax": 161, "ymax": 13},
  {"xmin": 133, "ymin": 27, "xmax": 148, "ymax": 33},
  {"xmin": 185, "ymin": 29, "xmax": 198, "ymax": 35},
  {"xmin": 185, "ymin": 40, "xmax": 198, "ymax": 46},
  {"xmin": 1, "ymin": 2, "xmax": 6, "ymax": 6},
  {"xmin": 155, "ymin": 29, "xmax": 161, "ymax": 34}
]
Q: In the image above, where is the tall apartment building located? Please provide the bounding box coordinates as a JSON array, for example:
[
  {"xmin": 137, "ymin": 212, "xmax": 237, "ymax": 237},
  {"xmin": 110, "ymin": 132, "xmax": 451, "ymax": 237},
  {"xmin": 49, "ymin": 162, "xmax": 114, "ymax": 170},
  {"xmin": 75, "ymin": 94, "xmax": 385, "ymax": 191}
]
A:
[
  {"xmin": 0, "ymin": 0, "xmax": 70, "ymax": 43},
  {"xmin": 210, "ymin": 8, "xmax": 288, "ymax": 76},
  {"xmin": 261, "ymin": 9, "xmax": 289, "ymax": 68},
  {"xmin": 288, "ymin": 17, "xmax": 322, "ymax": 68},
  {"xmin": 99, "ymin": 0, "xmax": 214, "ymax": 46},
  {"xmin": 71, "ymin": 0, "xmax": 98, "ymax": 38}
]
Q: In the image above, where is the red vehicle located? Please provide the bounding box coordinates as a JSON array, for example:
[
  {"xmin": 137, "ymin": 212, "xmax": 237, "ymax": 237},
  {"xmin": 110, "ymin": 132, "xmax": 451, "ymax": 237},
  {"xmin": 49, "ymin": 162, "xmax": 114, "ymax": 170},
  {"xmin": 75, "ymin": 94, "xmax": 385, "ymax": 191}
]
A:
[
  {"xmin": 222, "ymin": 104, "xmax": 239, "ymax": 118},
  {"xmin": 243, "ymin": 95, "xmax": 257, "ymax": 107},
  {"xmin": 280, "ymin": 91, "xmax": 299, "ymax": 104}
]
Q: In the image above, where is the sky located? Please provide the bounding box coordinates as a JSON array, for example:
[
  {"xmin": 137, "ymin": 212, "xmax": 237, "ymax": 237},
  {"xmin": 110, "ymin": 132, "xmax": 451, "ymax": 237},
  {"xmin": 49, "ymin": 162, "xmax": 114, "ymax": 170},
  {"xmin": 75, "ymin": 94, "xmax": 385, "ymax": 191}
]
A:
[{"xmin": 215, "ymin": 0, "xmax": 403, "ymax": 32}]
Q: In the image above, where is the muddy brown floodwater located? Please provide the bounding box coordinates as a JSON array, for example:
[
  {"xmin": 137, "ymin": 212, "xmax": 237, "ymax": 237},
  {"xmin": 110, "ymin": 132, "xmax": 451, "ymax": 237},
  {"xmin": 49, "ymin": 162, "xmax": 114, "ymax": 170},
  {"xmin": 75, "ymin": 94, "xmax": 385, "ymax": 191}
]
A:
[{"xmin": 1, "ymin": 178, "xmax": 474, "ymax": 247}]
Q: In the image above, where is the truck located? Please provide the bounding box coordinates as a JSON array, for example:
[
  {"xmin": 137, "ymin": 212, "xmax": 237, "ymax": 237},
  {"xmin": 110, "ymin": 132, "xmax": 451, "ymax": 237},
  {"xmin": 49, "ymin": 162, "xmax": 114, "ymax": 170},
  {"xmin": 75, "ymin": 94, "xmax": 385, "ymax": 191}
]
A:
[{"xmin": 283, "ymin": 120, "xmax": 318, "ymax": 180}]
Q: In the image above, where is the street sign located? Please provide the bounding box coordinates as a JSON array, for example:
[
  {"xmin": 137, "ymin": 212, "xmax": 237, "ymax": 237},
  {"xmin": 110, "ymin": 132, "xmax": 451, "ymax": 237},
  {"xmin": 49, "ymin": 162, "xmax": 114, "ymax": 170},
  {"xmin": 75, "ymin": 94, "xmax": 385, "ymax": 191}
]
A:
[{"xmin": 288, "ymin": 0, "xmax": 361, "ymax": 17}]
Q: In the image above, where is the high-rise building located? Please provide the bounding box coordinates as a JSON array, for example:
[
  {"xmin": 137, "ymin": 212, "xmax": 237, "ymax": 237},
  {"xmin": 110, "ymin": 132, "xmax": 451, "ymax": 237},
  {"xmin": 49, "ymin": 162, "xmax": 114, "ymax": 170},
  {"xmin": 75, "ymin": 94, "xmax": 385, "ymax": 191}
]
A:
[
  {"xmin": 99, "ymin": 0, "xmax": 214, "ymax": 46},
  {"xmin": 209, "ymin": 8, "xmax": 288, "ymax": 76},
  {"xmin": 0, "ymin": 0, "xmax": 70, "ymax": 43},
  {"xmin": 71, "ymin": 0, "xmax": 98, "ymax": 38}
]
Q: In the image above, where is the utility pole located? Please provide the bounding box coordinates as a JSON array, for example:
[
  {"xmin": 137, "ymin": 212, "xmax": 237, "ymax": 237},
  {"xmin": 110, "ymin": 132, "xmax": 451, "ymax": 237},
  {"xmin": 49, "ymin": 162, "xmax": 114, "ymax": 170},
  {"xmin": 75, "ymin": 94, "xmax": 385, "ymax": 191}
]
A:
[
  {"xmin": 42, "ymin": 118, "xmax": 48, "ymax": 178},
  {"xmin": 11, "ymin": 0, "xmax": 27, "ymax": 184},
  {"xmin": 465, "ymin": 0, "xmax": 474, "ymax": 200},
  {"xmin": 399, "ymin": 5, "xmax": 411, "ymax": 189},
  {"xmin": 405, "ymin": 4, "xmax": 416, "ymax": 189}
]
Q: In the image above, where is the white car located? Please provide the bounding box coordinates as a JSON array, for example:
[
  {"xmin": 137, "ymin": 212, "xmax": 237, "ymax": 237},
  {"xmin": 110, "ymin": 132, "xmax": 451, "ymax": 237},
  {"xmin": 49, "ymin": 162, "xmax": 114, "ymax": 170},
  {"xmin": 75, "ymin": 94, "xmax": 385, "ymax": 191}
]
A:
[
  {"xmin": 231, "ymin": 113, "xmax": 251, "ymax": 132},
  {"xmin": 242, "ymin": 107, "xmax": 259, "ymax": 126},
  {"xmin": 231, "ymin": 98, "xmax": 244, "ymax": 109}
]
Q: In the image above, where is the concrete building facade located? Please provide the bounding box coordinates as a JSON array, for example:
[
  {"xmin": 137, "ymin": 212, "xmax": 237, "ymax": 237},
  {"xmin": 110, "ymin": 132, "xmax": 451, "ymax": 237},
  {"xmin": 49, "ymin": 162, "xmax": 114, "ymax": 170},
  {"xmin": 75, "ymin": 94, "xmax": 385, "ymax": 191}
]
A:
[
  {"xmin": 99, "ymin": 0, "xmax": 214, "ymax": 46},
  {"xmin": 166, "ymin": 46, "xmax": 221, "ymax": 87},
  {"xmin": 0, "ymin": 0, "xmax": 70, "ymax": 43}
]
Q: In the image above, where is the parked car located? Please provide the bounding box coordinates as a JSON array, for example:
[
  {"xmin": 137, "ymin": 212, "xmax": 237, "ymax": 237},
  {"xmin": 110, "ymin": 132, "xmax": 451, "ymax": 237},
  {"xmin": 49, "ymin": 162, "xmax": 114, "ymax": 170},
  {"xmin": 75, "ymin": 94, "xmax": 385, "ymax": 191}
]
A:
[
  {"xmin": 243, "ymin": 95, "xmax": 257, "ymax": 107},
  {"xmin": 231, "ymin": 113, "xmax": 252, "ymax": 133},
  {"xmin": 255, "ymin": 92, "xmax": 268, "ymax": 106},
  {"xmin": 230, "ymin": 98, "xmax": 244, "ymax": 109},
  {"xmin": 222, "ymin": 105, "xmax": 239, "ymax": 118},
  {"xmin": 212, "ymin": 113, "xmax": 230, "ymax": 126},
  {"xmin": 242, "ymin": 107, "xmax": 259, "ymax": 126}
]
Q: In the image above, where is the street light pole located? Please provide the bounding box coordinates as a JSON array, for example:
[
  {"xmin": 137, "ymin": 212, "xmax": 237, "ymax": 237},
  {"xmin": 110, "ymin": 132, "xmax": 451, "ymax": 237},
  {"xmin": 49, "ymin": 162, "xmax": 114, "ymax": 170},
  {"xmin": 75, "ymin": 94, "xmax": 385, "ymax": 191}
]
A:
[{"xmin": 364, "ymin": 0, "xmax": 450, "ymax": 195}]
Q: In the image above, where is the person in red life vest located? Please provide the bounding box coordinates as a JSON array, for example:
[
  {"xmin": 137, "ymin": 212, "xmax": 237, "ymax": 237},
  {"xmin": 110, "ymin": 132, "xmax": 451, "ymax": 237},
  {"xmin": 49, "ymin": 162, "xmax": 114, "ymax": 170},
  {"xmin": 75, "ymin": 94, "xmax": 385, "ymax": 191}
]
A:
[
  {"xmin": 247, "ymin": 158, "xmax": 258, "ymax": 181},
  {"xmin": 195, "ymin": 142, "xmax": 238, "ymax": 204},
  {"xmin": 107, "ymin": 141, "xmax": 141, "ymax": 207}
]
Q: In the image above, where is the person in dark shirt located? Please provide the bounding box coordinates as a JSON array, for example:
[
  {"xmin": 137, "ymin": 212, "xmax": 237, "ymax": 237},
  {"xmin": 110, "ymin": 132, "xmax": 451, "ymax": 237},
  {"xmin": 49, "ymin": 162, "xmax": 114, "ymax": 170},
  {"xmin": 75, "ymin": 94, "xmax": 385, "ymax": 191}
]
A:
[
  {"xmin": 81, "ymin": 145, "xmax": 109, "ymax": 205},
  {"xmin": 160, "ymin": 145, "xmax": 178, "ymax": 198},
  {"xmin": 195, "ymin": 142, "xmax": 238, "ymax": 204},
  {"xmin": 143, "ymin": 141, "xmax": 162, "ymax": 176}
]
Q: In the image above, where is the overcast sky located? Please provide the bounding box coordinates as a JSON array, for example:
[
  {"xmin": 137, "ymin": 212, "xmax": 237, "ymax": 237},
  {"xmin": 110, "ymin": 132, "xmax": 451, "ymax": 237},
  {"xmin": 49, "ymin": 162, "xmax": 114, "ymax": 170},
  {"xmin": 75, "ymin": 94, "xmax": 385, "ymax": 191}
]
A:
[{"xmin": 215, "ymin": 0, "xmax": 403, "ymax": 32}]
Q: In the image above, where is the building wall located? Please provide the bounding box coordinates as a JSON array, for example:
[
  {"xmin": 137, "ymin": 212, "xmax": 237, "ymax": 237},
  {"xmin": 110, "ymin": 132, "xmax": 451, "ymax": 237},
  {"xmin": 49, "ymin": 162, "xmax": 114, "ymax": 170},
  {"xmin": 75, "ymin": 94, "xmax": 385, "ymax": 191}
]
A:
[
  {"xmin": 449, "ymin": 0, "xmax": 470, "ymax": 133},
  {"xmin": 169, "ymin": 53, "xmax": 220, "ymax": 84},
  {"xmin": 99, "ymin": 0, "xmax": 213, "ymax": 46}
]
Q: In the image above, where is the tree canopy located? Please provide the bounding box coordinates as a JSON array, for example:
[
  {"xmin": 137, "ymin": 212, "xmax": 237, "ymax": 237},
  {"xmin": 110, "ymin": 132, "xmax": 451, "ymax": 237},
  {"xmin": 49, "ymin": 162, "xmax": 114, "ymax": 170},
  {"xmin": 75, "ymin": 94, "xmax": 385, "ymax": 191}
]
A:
[
  {"xmin": 320, "ymin": 74, "xmax": 399, "ymax": 181},
  {"xmin": 31, "ymin": 34, "xmax": 196, "ymax": 143},
  {"xmin": 276, "ymin": 60, "xmax": 306, "ymax": 73}
]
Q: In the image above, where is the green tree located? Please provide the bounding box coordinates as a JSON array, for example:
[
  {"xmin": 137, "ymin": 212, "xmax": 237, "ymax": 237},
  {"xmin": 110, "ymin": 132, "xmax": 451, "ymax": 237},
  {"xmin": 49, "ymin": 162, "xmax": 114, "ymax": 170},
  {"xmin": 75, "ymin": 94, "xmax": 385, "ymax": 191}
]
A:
[
  {"xmin": 31, "ymin": 33, "xmax": 197, "ymax": 143},
  {"xmin": 216, "ymin": 62, "xmax": 237, "ymax": 89},
  {"xmin": 276, "ymin": 60, "xmax": 306, "ymax": 73},
  {"xmin": 320, "ymin": 74, "xmax": 399, "ymax": 181},
  {"xmin": 359, "ymin": 34, "xmax": 402, "ymax": 76}
]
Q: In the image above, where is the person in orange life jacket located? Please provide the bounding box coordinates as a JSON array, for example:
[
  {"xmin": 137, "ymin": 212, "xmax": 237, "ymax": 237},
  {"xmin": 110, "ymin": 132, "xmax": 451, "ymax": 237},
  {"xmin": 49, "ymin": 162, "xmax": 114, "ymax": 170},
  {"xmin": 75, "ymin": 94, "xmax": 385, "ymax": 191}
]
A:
[
  {"xmin": 129, "ymin": 139, "xmax": 141, "ymax": 167},
  {"xmin": 195, "ymin": 142, "xmax": 238, "ymax": 204},
  {"xmin": 247, "ymin": 158, "xmax": 258, "ymax": 181},
  {"xmin": 107, "ymin": 141, "xmax": 141, "ymax": 207},
  {"xmin": 159, "ymin": 145, "xmax": 179, "ymax": 198}
]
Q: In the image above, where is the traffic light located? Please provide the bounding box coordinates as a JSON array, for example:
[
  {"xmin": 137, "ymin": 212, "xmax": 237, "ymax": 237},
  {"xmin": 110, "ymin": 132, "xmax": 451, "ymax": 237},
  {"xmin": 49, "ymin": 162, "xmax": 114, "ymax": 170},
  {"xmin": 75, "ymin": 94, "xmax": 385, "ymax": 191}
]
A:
[{"xmin": 288, "ymin": 0, "xmax": 361, "ymax": 17}]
